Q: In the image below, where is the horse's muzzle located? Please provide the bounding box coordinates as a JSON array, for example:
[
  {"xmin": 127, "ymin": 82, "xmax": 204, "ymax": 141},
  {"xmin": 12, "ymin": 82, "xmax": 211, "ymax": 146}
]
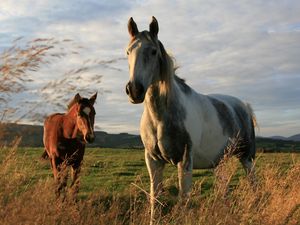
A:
[{"xmin": 126, "ymin": 81, "xmax": 145, "ymax": 104}]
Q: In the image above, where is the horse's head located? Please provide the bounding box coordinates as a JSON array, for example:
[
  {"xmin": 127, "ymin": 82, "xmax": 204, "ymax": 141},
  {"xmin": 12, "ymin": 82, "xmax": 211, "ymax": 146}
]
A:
[
  {"xmin": 71, "ymin": 93, "xmax": 97, "ymax": 143},
  {"xmin": 126, "ymin": 16, "xmax": 169, "ymax": 104}
]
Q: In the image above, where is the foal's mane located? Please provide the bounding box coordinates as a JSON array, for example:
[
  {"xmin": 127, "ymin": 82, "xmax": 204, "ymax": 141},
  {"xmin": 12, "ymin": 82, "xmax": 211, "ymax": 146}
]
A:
[
  {"xmin": 67, "ymin": 97, "xmax": 91, "ymax": 111},
  {"xmin": 67, "ymin": 98, "xmax": 78, "ymax": 110}
]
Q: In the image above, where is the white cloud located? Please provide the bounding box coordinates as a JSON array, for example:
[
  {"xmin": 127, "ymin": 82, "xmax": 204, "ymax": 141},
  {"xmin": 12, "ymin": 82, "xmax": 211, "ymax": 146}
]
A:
[{"xmin": 1, "ymin": 0, "xmax": 300, "ymax": 137}]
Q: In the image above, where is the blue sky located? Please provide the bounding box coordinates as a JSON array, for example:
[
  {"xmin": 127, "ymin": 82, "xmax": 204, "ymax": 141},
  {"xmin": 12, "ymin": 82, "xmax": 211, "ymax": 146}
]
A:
[{"xmin": 1, "ymin": 0, "xmax": 300, "ymax": 137}]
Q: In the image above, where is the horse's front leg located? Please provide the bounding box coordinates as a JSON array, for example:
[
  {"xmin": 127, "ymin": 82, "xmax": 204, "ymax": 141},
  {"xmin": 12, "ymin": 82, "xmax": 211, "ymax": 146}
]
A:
[
  {"xmin": 70, "ymin": 162, "xmax": 81, "ymax": 198},
  {"xmin": 145, "ymin": 151, "xmax": 165, "ymax": 225},
  {"xmin": 70, "ymin": 164, "xmax": 81, "ymax": 187},
  {"xmin": 51, "ymin": 156, "xmax": 67, "ymax": 197},
  {"xmin": 177, "ymin": 145, "xmax": 193, "ymax": 200}
]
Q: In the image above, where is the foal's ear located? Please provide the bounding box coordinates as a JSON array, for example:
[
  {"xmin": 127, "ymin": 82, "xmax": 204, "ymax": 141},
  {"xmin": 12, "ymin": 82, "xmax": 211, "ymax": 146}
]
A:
[
  {"xmin": 74, "ymin": 93, "xmax": 82, "ymax": 102},
  {"xmin": 128, "ymin": 17, "xmax": 139, "ymax": 38},
  {"xmin": 89, "ymin": 92, "xmax": 97, "ymax": 105},
  {"xmin": 149, "ymin": 16, "xmax": 159, "ymax": 37}
]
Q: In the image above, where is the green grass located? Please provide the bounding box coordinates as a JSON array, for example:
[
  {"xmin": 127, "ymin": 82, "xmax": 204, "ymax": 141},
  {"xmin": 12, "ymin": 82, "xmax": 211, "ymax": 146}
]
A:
[{"xmin": 2, "ymin": 147, "xmax": 300, "ymax": 198}]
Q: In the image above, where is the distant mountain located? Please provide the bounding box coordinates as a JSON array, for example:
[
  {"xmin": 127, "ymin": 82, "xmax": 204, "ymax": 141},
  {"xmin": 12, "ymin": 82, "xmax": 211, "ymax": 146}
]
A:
[
  {"xmin": 0, "ymin": 123, "xmax": 143, "ymax": 149},
  {"xmin": 287, "ymin": 134, "xmax": 300, "ymax": 142},
  {"xmin": 269, "ymin": 134, "xmax": 300, "ymax": 142},
  {"xmin": 269, "ymin": 136, "xmax": 288, "ymax": 141}
]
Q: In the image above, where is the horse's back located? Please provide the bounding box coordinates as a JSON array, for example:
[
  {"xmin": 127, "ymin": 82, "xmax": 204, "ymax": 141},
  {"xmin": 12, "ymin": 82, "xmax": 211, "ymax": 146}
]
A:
[
  {"xmin": 43, "ymin": 113, "xmax": 65, "ymax": 156},
  {"xmin": 207, "ymin": 94, "xmax": 255, "ymax": 134},
  {"xmin": 44, "ymin": 113, "xmax": 64, "ymax": 135}
]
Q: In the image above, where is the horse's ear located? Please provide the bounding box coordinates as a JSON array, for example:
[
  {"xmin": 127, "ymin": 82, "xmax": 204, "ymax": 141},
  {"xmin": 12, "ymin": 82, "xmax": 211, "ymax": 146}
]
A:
[
  {"xmin": 128, "ymin": 17, "xmax": 139, "ymax": 38},
  {"xmin": 74, "ymin": 93, "xmax": 81, "ymax": 102},
  {"xmin": 89, "ymin": 92, "xmax": 97, "ymax": 105},
  {"xmin": 149, "ymin": 16, "xmax": 159, "ymax": 37}
]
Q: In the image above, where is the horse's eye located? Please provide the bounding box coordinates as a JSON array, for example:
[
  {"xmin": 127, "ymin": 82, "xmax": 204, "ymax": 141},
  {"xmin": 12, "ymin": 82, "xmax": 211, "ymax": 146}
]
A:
[{"xmin": 151, "ymin": 49, "xmax": 157, "ymax": 55}]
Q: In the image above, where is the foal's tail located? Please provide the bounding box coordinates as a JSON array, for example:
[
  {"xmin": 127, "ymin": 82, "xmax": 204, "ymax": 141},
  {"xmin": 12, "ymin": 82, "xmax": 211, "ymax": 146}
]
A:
[{"xmin": 41, "ymin": 150, "xmax": 49, "ymax": 160}]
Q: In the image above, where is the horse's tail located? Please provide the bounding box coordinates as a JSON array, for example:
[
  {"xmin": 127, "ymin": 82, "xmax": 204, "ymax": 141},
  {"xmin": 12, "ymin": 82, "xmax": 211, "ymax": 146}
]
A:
[
  {"xmin": 245, "ymin": 103, "xmax": 258, "ymax": 129},
  {"xmin": 41, "ymin": 150, "xmax": 49, "ymax": 160},
  {"xmin": 243, "ymin": 103, "xmax": 258, "ymax": 161}
]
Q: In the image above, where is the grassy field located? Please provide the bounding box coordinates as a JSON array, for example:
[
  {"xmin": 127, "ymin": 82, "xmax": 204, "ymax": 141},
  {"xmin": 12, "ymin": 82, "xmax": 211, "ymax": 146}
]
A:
[{"xmin": 1, "ymin": 143, "xmax": 300, "ymax": 224}]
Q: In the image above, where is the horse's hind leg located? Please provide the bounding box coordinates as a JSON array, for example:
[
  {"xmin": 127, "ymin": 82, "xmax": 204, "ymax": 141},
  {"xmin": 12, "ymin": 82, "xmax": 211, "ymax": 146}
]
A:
[
  {"xmin": 41, "ymin": 150, "xmax": 49, "ymax": 159},
  {"xmin": 240, "ymin": 157, "xmax": 257, "ymax": 186},
  {"xmin": 51, "ymin": 157, "xmax": 59, "ymax": 180},
  {"xmin": 239, "ymin": 130, "xmax": 256, "ymax": 185},
  {"xmin": 240, "ymin": 156, "xmax": 254, "ymax": 175}
]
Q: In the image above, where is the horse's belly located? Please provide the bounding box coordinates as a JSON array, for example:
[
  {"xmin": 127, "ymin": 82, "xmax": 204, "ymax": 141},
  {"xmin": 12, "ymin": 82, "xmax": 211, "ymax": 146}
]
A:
[
  {"xmin": 192, "ymin": 151, "xmax": 221, "ymax": 169},
  {"xmin": 192, "ymin": 135, "xmax": 228, "ymax": 169},
  {"xmin": 183, "ymin": 97, "xmax": 229, "ymax": 169}
]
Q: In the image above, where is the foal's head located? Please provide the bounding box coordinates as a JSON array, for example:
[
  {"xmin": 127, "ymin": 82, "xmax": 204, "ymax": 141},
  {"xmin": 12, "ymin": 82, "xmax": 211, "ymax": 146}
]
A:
[
  {"xmin": 68, "ymin": 93, "xmax": 97, "ymax": 143},
  {"xmin": 125, "ymin": 16, "xmax": 171, "ymax": 104}
]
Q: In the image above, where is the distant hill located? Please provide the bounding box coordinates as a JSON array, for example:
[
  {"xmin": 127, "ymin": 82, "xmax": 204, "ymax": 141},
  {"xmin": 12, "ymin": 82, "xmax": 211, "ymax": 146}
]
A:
[
  {"xmin": 287, "ymin": 134, "xmax": 300, "ymax": 142},
  {"xmin": 269, "ymin": 134, "xmax": 300, "ymax": 142},
  {"xmin": 256, "ymin": 136, "xmax": 300, "ymax": 152},
  {"xmin": 0, "ymin": 123, "xmax": 143, "ymax": 149},
  {"xmin": 0, "ymin": 123, "xmax": 299, "ymax": 152},
  {"xmin": 0, "ymin": 123, "xmax": 44, "ymax": 147},
  {"xmin": 89, "ymin": 131, "xmax": 143, "ymax": 149},
  {"xmin": 269, "ymin": 135, "xmax": 287, "ymax": 141}
]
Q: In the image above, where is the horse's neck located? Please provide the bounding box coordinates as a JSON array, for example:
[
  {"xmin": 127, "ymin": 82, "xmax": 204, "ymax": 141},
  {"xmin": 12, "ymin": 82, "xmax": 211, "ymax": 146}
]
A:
[{"xmin": 63, "ymin": 106, "xmax": 79, "ymax": 139}]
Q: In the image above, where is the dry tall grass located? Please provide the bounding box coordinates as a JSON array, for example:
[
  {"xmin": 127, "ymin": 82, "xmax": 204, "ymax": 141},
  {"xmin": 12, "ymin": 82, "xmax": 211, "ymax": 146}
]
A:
[
  {"xmin": 1, "ymin": 143, "xmax": 300, "ymax": 225},
  {"xmin": 0, "ymin": 38, "xmax": 104, "ymax": 124}
]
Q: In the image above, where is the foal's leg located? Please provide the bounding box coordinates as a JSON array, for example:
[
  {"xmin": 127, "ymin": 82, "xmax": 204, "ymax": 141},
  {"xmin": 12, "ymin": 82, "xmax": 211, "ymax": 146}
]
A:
[
  {"xmin": 70, "ymin": 162, "xmax": 81, "ymax": 198},
  {"xmin": 70, "ymin": 164, "xmax": 81, "ymax": 187},
  {"xmin": 178, "ymin": 145, "xmax": 193, "ymax": 200},
  {"xmin": 145, "ymin": 151, "xmax": 165, "ymax": 225},
  {"xmin": 51, "ymin": 156, "xmax": 67, "ymax": 197},
  {"xmin": 50, "ymin": 156, "xmax": 59, "ymax": 180}
]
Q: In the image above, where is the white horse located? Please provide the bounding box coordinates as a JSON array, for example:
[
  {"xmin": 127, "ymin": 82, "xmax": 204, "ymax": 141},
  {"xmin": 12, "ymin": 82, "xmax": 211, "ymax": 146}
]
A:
[{"xmin": 125, "ymin": 16, "xmax": 256, "ymax": 223}]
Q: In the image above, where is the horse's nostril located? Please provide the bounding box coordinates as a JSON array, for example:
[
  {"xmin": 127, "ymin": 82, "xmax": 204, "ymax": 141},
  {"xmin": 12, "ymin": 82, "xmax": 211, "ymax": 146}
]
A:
[
  {"xmin": 126, "ymin": 83, "xmax": 131, "ymax": 95},
  {"xmin": 126, "ymin": 81, "xmax": 145, "ymax": 103},
  {"xmin": 136, "ymin": 82, "xmax": 144, "ymax": 95}
]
